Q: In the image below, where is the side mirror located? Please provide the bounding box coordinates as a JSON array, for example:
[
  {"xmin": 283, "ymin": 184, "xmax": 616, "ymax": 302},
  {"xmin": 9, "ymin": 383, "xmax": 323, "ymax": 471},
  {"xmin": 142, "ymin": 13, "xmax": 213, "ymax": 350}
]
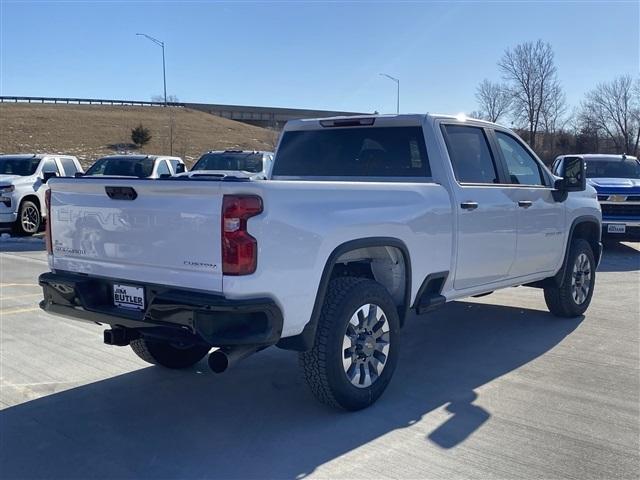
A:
[
  {"xmin": 553, "ymin": 156, "xmax": 586, "ymax": 201},
  {"xmin": 42, "ymin": 171, "xmax": 58, "ymax": 183},
  {"xmin": 175, "ymin": 164, "xmax": 186, "ymax": 174}
]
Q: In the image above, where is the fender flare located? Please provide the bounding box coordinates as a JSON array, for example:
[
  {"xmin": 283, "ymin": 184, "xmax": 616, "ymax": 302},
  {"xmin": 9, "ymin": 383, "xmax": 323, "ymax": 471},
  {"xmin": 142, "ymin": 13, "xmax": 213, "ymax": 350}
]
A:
[
  {"xmin": 557, "ymin": 215, "xmax": 602, "ymax": 284},
  {"xmin": 276, "ymin": 237, "xmax": 412, "ymax": 352}
]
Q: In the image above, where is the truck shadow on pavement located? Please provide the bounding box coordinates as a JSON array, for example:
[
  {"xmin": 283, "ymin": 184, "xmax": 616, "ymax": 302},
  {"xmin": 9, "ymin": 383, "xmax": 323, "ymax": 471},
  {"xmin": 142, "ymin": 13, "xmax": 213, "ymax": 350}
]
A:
[
  {"xmin": 598, "ymin": 241, "xmax": 640, "ymax": 272},
  {"xmin": 0, "ymin": 302, "xmax": 582, "ymax": 479},
  {"xmin": 0, "ymin": 233, "xmax": 46, "ymax": 252}
]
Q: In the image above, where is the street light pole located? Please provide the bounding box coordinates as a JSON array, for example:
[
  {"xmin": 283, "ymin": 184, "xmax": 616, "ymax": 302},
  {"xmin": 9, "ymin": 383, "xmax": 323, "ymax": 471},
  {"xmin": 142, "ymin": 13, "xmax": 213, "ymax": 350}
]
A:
[
  {"xmin": 136, "ymin": 33, "xmax": 167, "ymax": 106},
  {"xmin": 379, "ymin": 73, "xmax": 400, "ymax": 114}
]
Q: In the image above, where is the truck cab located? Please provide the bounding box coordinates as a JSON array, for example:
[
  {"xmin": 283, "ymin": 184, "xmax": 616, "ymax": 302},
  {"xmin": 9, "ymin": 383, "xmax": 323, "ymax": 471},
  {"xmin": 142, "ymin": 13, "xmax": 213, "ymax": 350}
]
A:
[
  {"xmin": 84, "ymin": 155, "xmax": 186, "ymax": 179},
  {"xmin": 189, "ymin": 150, "xmax": 274, "ymax": 180}
]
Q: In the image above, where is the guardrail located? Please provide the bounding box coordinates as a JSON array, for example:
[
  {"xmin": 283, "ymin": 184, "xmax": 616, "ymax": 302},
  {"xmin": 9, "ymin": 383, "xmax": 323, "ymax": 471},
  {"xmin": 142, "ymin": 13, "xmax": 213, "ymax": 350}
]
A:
[
  {"xmin": 0, "ymin": 95, "xmax": 181, "ymax": 107},
  {"xmin": 0, "ymin": 96, "xmax": 367, "ymax": 128}
]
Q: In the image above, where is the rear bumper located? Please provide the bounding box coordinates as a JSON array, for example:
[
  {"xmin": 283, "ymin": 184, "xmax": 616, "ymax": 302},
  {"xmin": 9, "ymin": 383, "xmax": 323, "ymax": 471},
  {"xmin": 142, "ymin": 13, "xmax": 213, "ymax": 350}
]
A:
[{"xmin": 39, "ymin": 271, "xmax": 283, "ymax": 347}]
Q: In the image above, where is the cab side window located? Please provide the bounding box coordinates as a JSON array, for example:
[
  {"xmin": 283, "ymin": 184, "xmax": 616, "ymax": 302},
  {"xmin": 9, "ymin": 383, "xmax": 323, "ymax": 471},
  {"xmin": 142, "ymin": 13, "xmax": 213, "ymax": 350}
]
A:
[
  {"xmin": 60, "ymin": 158, "xmax": 79, "ymax": 176},
  {"xmin": 156, "ymin": 160, "xmax": 171, "ymax": 177},
  {"xmin": 168, "ymin": 159, "xmax": 184, "ymax": 173},
  {"xmin": 41, "ymin": 158, "xmax": 60, "ymax": 174},
  {"xmin": 495, "ymin": 132, "xmax": 545, "ymax": 186},
  {"xmin": 443, "ymin": 125, "xmax": 498, "ymax": 184}
]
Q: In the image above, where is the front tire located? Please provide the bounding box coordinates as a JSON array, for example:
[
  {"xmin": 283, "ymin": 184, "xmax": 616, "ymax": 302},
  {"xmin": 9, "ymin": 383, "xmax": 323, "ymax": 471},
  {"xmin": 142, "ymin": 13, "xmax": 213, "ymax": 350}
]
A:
[
  {"xmin": 12, "ymin": 200, "xmax": 41, "ymax": 236},
  {"xmin": 544, "ymin": 239, "xmax": 596, "ymax": 317},
  {"xmin": 130, "ymin": 338, "xmax": 210, "ymax": 369},
  {"xmin": 299, "ymin": 277, "xmax": 400, "ymax": 411}
]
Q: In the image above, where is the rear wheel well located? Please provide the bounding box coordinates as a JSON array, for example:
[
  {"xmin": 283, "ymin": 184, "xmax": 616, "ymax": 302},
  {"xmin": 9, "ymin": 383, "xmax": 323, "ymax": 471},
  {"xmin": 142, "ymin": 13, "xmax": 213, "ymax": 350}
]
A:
[
  {"xmin": 276, "ymin": 238, "xmax": 411, "ymax": 351},
  {"xmin": 331, "ymin": 246, "xmax": 407, "ymax": 316}
]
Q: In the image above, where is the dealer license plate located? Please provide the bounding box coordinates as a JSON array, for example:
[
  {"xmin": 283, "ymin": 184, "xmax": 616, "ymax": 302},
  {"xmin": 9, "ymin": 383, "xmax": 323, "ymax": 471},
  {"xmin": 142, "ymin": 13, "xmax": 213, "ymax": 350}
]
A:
[{"xmin": 113, "ymin": 284, "xmax": 145, "ymax": 310}]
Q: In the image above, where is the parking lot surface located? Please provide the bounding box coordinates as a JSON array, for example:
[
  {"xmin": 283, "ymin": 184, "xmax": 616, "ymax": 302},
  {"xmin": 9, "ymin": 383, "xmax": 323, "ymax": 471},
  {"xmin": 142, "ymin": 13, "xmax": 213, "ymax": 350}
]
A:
[{"xmin": 1, "ymin": 236, "xmax": 639, "ymax": 479}]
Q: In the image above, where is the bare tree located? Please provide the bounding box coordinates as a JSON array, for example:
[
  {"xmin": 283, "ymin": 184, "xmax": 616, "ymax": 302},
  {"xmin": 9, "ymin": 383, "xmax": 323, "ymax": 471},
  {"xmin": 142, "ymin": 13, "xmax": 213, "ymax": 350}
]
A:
[
  {"xmin": 475, "ymin": 79, "xmax": 512, "ymax": 123},
  {"xmin": 498, "ymin": 40, "xmax": 558, "ymax": 149},
  {"xmin": 632, "ymin": 78, "xmax": 640, "ymax": 155},
  {"xmin": 468, "ymin": 110, "xmax": 488, "ymax": 121},
  {"xmin": 540, "ymin": 80, "xmax": 568, "ymax": 158},
  {"xmin": 580, "ymin": 75, "xmax": 639, "ymax": 155}
]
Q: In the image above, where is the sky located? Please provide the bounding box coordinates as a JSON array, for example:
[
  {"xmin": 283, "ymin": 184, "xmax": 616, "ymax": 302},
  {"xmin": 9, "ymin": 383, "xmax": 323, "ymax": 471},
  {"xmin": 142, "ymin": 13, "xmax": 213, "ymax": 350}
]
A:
[{"xmin": 0, "ymin": 1, "xmax": 638, "ymax": 117}]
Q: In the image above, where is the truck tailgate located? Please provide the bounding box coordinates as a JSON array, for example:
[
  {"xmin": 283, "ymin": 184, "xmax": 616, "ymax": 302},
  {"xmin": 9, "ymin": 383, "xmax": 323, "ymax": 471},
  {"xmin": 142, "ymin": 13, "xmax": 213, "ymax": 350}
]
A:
[{"xmin": 49, "ymin": 178, "xmax": 223, "ymax": 293}]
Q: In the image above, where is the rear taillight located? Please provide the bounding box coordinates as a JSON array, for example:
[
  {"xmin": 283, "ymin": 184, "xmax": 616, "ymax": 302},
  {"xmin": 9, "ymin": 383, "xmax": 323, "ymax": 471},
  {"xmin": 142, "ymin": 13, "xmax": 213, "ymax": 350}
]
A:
[
  {"xmin": 45, "ymin": 189, "xmax": 52, "ymax": 254},
  {"xmin": 222, "ymin": 195, "xmax": 262, "ymax": 275}
]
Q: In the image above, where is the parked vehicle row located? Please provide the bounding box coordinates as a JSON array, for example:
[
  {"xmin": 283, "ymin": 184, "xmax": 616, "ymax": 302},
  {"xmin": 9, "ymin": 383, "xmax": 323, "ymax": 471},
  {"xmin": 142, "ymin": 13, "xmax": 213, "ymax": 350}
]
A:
[
  {"xmin": 39, "ymin": 114, "xmax": 602, "ymax": 410},
  {"xmin": 0, "ymin": 150, "xmax": 274, "ymax": 235}
]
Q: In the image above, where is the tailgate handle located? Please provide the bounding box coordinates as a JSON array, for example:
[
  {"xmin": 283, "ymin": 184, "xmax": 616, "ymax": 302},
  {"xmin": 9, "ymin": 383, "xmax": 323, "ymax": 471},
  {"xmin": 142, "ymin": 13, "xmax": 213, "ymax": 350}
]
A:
[{"xmin": 105, "ymin": 186, "xmax": 138, "ymax": 201}]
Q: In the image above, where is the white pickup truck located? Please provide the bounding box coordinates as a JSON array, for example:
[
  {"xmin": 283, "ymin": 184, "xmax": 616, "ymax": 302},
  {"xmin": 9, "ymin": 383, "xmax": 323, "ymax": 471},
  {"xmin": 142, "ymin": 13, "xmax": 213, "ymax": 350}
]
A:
[{"xmin": 39, "ymin": 114, "xmax": 601, "ymax": 410}]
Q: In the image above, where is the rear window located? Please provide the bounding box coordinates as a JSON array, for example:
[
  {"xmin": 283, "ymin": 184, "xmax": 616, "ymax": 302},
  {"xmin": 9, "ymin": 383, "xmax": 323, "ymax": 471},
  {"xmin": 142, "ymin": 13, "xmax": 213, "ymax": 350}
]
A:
[
  {"xmin": 192, "ymin": 153, "xmax": 263, "ymax": 173},
  {"xmin": 272, "ymin": 127, "xmax": 430, "ymax": 178},
  {"xmin": 85, "ymin": 157, "xmax": 154, "ymax": 178}
]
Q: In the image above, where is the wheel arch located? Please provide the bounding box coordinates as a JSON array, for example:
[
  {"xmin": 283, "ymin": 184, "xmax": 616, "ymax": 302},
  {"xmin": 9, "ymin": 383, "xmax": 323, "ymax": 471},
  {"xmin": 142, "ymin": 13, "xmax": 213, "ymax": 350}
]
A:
[
  {"xmin": 20, "ymin": 194, "xmax": 41, "ymax": 212},
  {"xmin": 277, "ymin": 237, "xmax": 412, "ymax": 352},
  {"xmin": 529, "ymin": 215, "xmax": 601, "ymax": 289}
]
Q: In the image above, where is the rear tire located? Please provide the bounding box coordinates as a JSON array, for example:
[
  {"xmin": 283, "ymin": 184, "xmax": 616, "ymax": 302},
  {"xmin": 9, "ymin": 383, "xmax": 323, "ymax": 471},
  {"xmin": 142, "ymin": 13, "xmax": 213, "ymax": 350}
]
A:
[
  {"xmin": 299, "ymin": 277, "xmax": 400, "ymax": 411},
  {"xmin": 544, "ymin": 239, "xmax": 596, "ymax": 317},
  {"xmin": 130, "ymin": 338, "xmax": 210, "ymax": 369},
  {"xmin": 12, "ymin": 200, "xmax": 41, "ymax": 236}
]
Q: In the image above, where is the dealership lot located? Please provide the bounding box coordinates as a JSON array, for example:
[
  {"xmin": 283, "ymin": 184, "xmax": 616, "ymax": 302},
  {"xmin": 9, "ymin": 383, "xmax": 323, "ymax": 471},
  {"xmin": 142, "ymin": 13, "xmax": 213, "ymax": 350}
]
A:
[{"xmin": 0, "ymin": 237, "xmax": 638, "ymax": 479}]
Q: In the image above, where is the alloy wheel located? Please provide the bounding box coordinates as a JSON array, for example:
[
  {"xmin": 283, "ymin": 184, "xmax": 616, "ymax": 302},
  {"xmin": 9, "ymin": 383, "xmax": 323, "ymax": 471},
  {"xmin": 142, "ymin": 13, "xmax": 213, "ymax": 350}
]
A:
[
  {"xmin": 21, "ymin": 205, "xmax": 40, "ymax": 233},
  {"xmin": 571, "ymin": 252, "xmax": 592, "ymax": 305},
  {"xmin": 342, "ymin": 303, "xmax": 390, "ymax": 388}
]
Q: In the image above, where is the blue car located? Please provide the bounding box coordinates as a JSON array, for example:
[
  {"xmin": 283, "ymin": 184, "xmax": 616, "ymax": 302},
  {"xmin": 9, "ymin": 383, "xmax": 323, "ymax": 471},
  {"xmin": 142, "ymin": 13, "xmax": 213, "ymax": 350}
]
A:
[{"xmin": 554, "ymin": 154, "xmax": 640, "ymax": 241}]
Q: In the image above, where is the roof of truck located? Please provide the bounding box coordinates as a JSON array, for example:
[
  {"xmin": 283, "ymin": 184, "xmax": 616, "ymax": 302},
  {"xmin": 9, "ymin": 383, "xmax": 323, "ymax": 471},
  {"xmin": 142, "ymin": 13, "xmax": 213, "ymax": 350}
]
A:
[
  {"xmin": 96, "ymin": 154, "xmax": 183, "ymax": 161},
  {"xmin": 203, "ymin": 150, "xmax": 273, "ymax": 155},
  {"xmin": 556, "ymin": 154, "xmax": 638, "ymax": 162},
  {"xmin": 285, "ymin": 113, "xmax": 502, "ymax": 130},
  {"xmin": 0, "ymin": 154, "xmax": 46, "ymax": 159}
]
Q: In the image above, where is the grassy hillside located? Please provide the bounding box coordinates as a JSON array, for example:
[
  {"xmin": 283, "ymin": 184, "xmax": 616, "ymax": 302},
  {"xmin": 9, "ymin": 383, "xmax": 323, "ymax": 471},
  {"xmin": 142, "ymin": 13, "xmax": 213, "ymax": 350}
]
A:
[{"xmin": 0, "ymin": 103, "xmax": 278, "ymax": 168}]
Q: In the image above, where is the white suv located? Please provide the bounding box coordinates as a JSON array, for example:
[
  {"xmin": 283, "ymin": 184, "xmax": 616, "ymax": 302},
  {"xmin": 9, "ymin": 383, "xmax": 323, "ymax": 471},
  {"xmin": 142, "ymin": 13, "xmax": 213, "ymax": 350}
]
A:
[{"xmin": 0, "ymin": 154, "xmax": 83, "ymax": 235}]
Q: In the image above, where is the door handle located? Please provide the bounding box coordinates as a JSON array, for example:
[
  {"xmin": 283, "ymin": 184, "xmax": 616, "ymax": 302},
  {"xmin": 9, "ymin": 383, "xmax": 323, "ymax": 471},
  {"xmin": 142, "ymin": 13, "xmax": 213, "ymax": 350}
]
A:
[
  {"xmin": 518, "ymin": 200, "xmax": 533, "ymax": 208},
  {"xmin": 460, "ymin": 201, "xmax": 479, "ymax": 210}
]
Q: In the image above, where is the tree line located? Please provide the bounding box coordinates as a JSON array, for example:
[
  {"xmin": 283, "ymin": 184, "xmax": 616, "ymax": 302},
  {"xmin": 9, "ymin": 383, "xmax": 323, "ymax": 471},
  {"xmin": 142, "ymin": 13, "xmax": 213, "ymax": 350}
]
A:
[{"xmin": 471, "ymin": 39, "xmax": 639, "ymax": 164}]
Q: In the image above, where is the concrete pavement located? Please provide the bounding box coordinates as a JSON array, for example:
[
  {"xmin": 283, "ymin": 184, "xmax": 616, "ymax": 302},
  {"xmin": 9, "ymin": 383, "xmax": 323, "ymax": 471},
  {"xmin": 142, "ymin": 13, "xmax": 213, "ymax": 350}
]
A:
[{"xmin": 0, "ymin": 237, "xmax": 638, "ymax": 479}]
